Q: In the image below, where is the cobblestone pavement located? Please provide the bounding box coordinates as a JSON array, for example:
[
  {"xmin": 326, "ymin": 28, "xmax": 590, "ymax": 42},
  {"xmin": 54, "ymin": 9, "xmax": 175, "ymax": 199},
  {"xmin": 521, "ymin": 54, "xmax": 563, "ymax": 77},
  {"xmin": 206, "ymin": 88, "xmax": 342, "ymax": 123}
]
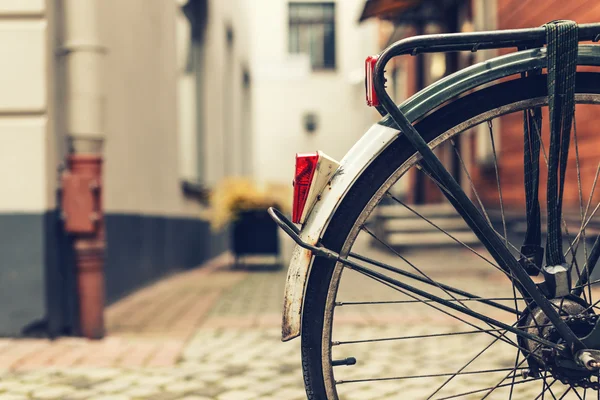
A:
[{"xmin": 0, "ymin": 237, "xmax": 597, "ymax": 399}]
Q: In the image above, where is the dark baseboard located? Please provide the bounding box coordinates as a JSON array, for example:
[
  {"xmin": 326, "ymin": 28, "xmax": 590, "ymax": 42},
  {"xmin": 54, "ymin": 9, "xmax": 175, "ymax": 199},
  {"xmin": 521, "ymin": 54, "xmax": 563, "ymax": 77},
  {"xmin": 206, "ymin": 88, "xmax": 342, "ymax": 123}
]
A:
[
  {"xmin": 0, "ymin": 213, "xmax": 49, "ymax": 336},
  {"xmin": 0, "ymin": 211, "xmax": 228, "ymax": 337},
  {"xmin": 104, "ymin": 213, "xmax": 229, "ymax": 305}
]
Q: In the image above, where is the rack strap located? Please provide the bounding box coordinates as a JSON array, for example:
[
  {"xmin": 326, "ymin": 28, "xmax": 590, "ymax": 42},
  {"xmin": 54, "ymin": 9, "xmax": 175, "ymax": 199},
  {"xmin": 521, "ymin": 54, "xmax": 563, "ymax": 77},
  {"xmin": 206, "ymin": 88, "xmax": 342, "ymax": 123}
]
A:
[{"xmin": 544, "ymin": 20, "xmax": 578, "ymax": 268}]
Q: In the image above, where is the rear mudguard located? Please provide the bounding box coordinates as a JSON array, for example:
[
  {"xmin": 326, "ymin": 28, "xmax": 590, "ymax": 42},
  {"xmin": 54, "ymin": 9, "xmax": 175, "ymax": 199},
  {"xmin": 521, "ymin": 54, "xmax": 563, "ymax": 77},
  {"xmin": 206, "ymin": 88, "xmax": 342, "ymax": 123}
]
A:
[{"xmin": 281, "ymin": 45, "xmax": 600, "ymax": 341}]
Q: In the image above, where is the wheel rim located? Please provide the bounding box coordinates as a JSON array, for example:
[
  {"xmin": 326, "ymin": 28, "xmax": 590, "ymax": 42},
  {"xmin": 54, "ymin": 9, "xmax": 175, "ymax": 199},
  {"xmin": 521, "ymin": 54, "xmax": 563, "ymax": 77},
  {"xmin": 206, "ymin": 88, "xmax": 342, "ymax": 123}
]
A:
[{"xmin": 319, "ymin": 94, "xmax": 600, "ymax": 399}]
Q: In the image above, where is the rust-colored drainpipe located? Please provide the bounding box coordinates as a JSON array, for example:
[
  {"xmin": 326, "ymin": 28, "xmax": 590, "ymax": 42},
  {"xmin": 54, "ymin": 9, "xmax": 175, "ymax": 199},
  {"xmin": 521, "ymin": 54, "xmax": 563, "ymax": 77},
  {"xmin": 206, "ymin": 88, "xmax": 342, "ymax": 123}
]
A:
[
  {"xmin": 59, "ymin": 0, "xmax": 106, "ymax": 339},
  {"xmin": 61, "ymin": 155, "xmax": 105, "ymax": 339}
]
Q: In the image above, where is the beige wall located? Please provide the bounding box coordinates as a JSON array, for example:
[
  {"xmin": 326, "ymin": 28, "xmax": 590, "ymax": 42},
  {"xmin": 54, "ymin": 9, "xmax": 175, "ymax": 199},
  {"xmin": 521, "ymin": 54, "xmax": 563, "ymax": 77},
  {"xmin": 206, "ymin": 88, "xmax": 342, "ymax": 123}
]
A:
[
  {"xmin": 0, "ymin": 0, "xmax": 56, "ymax": 212},
  {"xmin": 96, "ymin": 0, "xmax": 251, "ymax": 217},
  {"xmin": 98, "ymin": 0, "xmax": 181, "ymax": 216},
  {"xmin": 176, "ymin": 0, "xmax": 253, "ymax": 187}
]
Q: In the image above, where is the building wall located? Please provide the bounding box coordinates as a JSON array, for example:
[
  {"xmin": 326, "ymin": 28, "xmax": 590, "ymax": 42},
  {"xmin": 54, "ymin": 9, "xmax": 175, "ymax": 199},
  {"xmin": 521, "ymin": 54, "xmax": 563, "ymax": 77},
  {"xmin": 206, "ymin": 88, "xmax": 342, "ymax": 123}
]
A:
[
  {"xmin": 176, "ymin": 0, "xmax": 253, "ymax": 186},
  {"xmin": 248, "ymin": 0, "xmax": 379, "ymax": 185},
  {"xmin": 487, "ymin": 0, "xmax": 600, "ymax": 209},
  {"xmin": 0, "ymin": 0, "xmax": 243, "ymax": 335},
  {"xmin": 96, "ymin": 0, "xmax": 233, "ymax": 304},
  {"xmin": 0, "ymin": 0, "xmax": 60, "ymax": 335}
]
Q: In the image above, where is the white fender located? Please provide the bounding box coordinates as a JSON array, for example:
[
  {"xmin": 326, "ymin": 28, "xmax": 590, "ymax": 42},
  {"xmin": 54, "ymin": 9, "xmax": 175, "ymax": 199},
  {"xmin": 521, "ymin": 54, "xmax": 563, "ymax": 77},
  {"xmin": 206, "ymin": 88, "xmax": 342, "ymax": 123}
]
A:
[{"xmin": 282, "ymin": 123, "xmax": 398, "ymax": 341}]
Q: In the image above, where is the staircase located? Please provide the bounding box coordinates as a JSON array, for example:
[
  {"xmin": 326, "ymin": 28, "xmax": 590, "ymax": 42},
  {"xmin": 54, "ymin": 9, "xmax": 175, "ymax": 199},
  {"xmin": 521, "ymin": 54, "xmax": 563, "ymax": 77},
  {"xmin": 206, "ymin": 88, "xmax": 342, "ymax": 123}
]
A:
[{"xmin": 372, "ymin": 202, "xmax": 480, "ymax": 248}]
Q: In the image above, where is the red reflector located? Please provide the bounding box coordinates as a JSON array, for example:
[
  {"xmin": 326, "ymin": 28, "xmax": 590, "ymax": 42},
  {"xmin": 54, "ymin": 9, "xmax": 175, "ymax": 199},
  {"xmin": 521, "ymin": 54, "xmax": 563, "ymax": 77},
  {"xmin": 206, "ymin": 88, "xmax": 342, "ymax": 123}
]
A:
[
  {"xmin": 365, "ymin": 55, "xmax": 380, "ymax": 107},
  {"xmin": 292, "ymin": 152, "xmax": 319, "ymax": 223}
]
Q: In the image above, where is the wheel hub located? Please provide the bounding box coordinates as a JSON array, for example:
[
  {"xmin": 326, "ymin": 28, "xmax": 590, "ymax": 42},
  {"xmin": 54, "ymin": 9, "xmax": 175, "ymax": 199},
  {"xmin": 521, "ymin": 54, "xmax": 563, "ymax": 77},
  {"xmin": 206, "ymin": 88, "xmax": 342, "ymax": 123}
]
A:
[{"xmin": 520, "ymin": 298, "xmax": 600, "ymax": 388}]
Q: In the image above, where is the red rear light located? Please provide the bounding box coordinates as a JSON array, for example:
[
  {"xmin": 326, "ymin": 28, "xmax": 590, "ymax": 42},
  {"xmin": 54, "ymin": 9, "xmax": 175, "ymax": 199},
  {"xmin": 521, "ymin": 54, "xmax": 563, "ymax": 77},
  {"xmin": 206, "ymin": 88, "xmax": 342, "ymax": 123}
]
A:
[
  {"xmin": 292, "ymin": 152, "xmax": 319, "ymax": 223},
  {"xmin": 365, "ymin": 55, "xmax": 379, "ymax": 107}
]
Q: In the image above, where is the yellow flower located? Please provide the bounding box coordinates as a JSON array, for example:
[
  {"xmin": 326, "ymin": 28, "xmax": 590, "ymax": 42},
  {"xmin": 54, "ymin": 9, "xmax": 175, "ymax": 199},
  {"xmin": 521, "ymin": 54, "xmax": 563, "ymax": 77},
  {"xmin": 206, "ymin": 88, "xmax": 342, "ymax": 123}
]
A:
[{"xmin": 209, "ymin": 178, "xmax": 291, "ymax": 231}]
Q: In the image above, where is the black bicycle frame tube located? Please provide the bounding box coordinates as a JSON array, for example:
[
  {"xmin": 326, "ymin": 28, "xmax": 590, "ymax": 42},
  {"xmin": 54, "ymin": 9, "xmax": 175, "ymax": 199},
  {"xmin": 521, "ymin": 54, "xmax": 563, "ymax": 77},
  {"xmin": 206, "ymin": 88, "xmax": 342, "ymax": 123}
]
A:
[{"xmin": 372, "ymin": 24, "xmax": 600, "ymax": 353}]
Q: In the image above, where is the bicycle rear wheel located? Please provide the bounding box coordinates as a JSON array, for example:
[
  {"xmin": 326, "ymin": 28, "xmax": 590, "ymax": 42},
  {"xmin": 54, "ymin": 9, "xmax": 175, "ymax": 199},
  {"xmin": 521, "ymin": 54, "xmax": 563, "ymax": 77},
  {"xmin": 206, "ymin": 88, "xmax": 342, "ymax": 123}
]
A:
[{"xmin": 301, "ymin": 72, "xmax": 600, "ymax": 399}]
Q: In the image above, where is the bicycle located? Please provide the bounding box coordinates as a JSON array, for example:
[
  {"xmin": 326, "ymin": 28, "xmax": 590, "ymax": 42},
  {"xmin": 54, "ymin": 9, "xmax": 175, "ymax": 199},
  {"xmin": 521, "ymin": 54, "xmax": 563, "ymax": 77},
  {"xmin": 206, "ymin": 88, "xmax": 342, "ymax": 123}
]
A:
[{"xmin": 270, "ymin": 21, "xmax": 600, "ymax": 399}]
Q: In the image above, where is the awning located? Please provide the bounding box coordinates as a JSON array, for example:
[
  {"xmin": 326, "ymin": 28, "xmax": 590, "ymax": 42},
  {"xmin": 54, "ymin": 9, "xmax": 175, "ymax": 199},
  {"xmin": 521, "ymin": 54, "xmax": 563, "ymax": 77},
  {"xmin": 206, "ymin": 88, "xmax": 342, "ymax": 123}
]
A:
[{"xmin": 358, "ymin": 0, "xmax": 423, "ymax": 22}]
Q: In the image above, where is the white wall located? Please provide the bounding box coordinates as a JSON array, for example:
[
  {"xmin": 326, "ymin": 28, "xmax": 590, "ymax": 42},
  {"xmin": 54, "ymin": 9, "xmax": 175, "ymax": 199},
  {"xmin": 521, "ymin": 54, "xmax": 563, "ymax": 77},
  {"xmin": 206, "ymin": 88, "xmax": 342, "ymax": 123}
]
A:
[
  {"xmin": 176, "ymin": 0, "xmax": 253, "ymax": 187},
  {"xmin": 247, "ymin": 0, "xmax": 379, "ymax": 185},
  {"xmin": 98, "ymin": 0, "xmax": 251, "ymax": 217},
  {"xmin": 0, "ymin": 0, "xmax": 55, "ymax": 212}
]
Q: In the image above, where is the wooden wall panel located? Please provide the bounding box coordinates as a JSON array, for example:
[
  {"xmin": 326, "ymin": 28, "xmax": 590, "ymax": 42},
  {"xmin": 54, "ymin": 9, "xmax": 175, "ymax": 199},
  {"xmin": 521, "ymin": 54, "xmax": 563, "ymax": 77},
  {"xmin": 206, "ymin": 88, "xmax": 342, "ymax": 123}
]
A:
[{"xmin": 472, "ymin": 0, "xmax": 600, "ymax": 212}]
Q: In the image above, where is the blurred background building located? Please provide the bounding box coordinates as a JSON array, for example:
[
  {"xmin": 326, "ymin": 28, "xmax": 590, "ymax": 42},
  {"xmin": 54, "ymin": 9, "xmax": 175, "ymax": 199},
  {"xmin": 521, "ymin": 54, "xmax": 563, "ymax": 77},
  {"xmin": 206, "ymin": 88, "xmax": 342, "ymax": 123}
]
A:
[
  {"xmin": 362, "ymin": 0, "xmax": 600, "ymax": 248},
  {"xmin": 0, "ymin": 0, "xmax": 598, "ymax": 337},
  {"xmin": 0, "ymin": 0, "xmax": 377, "ymax": 337}
]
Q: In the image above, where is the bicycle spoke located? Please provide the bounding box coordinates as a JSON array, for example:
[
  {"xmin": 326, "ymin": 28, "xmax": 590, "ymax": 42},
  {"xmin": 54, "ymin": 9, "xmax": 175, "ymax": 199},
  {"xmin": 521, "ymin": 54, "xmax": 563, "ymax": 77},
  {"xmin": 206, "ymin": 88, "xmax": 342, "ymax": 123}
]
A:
[
  {"xmin": 573, "ymin": 163, "xmax": 600, "ymax": 295},
  {"xmin": 334, "ymin": 326, "xmax": 532, "ymax": 346},
  {"xmin": 571, "ymin": 163, "xmax": 600, "ymax": 256},
  {"xmin": 574, "ymin": 387, "xmax": 585, "ymax": 400},
  {"xmin": 563, "ymin": 219, "xmax": 589, "ymax": 303},
  {"xmin": 435, "ymin": 376, "xmax": 543, "ymax": 400},
  {"xmin": 567, "ymin": 199, "xmax": 600, "ymax": 262},
  {"xmin": 575, "ymin": 234, "xmax": 600, "ymax": 298},
  {"xmin": 487, "ymin": 121, "xmax": 508, "ymax": 245},
  {"xmin": 335, "ymin": 367, "xmax": 528, "ymax": 384},
  {"xmin": 348, "ymin": 247, "xmax": 519, "ymax": 315},
  {"xmin": 558, "ymin": 386, "xmax": 573, "ymax": 400},
  {"xmin": 386, "ymin": 193, "xmax": 500, "ymax": 270},
  {"xmin": 508, "ymin": 344, "xmax": 520, "ymax": 399},
  {"xmin": 336, "ymin": 298, "xmax": 529, "ymax": 306},
  {"xmin": 346, "ymin": 235, "xmax": 562, "ymax": 350},
  {"xmin": 449, "ymin": 140, "xmax": 494, "ymax": 227},
  {"xmin": 427, "ymin": 325, "xmax": 527, "ymax": 400},
  {"xmin": 415, "ymin": 162, "xmax": 541, "ymax": 273},
  {"xmin": 479, "ymin": 343, "xmax": 542, "ymax": 400},
  {"xmin": 486, "ymin": 119, "xmax": 524, "ymax": 396},
  {"xmin": 572, "ymin": 117, "xmax": 593, "ymax": 304},
  {"xmin": 360, "ymin": 225, "xmax": 519, "ymax": 315},
  {"xmin": 534, "ymin": 375, "xmax": 557, "ymax": 400},
  {"xmin": 348, "ymin": 268, "xmax": 536, "ymax": 353}
]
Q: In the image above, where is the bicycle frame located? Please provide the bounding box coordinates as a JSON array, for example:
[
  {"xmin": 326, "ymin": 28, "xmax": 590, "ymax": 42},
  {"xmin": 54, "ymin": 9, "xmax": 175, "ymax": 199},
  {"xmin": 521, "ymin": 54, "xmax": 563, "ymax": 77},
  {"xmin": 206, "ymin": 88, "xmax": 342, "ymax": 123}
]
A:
[
  {"xmin": 272, "ymin": 24, "xmax": 600, "ymax": 351},
  {"xmin": 372, "ymin": 23, "xmax": 600, "ymax": 354}
]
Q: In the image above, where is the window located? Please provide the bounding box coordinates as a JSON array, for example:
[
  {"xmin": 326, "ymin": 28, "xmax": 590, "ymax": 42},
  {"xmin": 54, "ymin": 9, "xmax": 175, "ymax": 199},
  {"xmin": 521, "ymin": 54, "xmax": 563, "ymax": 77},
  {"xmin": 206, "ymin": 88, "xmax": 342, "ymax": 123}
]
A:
[{"xmin": 289, "ymin": 2, "xmax": 336, "ymax": 70}]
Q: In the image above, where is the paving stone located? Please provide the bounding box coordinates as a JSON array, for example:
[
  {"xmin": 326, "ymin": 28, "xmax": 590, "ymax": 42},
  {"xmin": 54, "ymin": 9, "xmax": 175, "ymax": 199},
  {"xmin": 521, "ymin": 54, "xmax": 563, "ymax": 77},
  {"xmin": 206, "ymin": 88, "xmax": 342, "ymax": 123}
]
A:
[
  {"xmin": 0, "ymin": 382, "xmax": 21, "ymax": 393},
  {"xmin": 89, "ymin": 395, "xmax": 131, "ymax": 400},
  {"xmin": 122, "ymin": 386, "xmax": 160, "ymax": 398},
  {"xmin": 179, "ymin": 396, "xmax": 213, "ymax": 400},
  {"xmin": 273, "ymin": 387, "xmax": 307, "ymax": 399},
  {"xmin": 64, "ymin": 389, "xmax": 101, "ymax": 399},
  {"xmin": 164, "ymin": 381, "xmax": 205, "ymax": 393},
  {"xmin": 92, "ymin": 379, "xmax": 132, "ymax": 393},
  {"xmin": 217, "ymin": 390, "xmax": 260, "ymax": 400},
  {"xmin": 8, "ymin": 383, "xmax": 44, "ymax": 395},
  {"xmin": 135, "ymin": 375, "xmax": 178, "ymax": 387},
  {"xmin": 219, "ymin": 375, "xmax": 256, "ymax": 390},
  {"xmin": 76, "ymin": 368, "xmax": 122, "ymax": 380},
  {"xmin": 31, "ymin": 385, "xmax": 76, "ymax": 399}
]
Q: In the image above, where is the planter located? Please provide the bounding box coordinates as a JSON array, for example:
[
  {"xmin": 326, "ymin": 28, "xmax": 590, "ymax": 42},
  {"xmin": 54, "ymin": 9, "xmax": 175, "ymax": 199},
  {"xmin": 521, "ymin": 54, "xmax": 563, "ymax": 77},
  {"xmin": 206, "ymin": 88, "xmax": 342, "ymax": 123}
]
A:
[{"xmin": 232, "ymin": 209, "xmax": 281, "ymax": 268}]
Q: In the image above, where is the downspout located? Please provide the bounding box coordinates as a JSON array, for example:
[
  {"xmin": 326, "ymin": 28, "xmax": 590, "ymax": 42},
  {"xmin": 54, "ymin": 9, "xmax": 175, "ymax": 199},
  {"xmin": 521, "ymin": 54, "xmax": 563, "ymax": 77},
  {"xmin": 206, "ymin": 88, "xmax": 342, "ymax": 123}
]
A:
[{"xmin": 58, "ymin": 0, "xmax": 106, "ymax": 339}]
